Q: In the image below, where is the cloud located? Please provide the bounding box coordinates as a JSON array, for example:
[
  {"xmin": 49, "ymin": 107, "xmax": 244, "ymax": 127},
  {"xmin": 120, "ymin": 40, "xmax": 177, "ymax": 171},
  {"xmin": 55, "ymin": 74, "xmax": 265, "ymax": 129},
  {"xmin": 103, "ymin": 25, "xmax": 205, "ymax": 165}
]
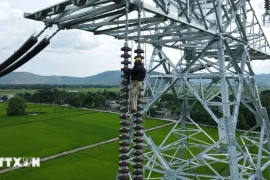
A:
[{"xmin": 0, "ymin": 0, "xmax": 269, "ymax": 77}]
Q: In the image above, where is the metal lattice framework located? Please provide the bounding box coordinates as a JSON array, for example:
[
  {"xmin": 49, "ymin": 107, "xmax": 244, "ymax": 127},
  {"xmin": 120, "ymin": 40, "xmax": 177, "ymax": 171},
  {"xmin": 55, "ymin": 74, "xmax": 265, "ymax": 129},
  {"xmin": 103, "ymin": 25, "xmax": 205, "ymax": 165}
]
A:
[{"xmin": 24, "ymin": 0, "xmax": 270, "ymax": 179}]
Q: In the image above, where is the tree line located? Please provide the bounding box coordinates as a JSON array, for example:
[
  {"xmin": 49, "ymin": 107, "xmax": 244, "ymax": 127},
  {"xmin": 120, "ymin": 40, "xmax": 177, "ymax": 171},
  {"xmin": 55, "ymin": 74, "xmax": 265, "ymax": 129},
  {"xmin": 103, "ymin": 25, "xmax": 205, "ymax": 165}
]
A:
[
  {"xmin": 159, "ymin": 90, "xmax": 270, "ymax": 130},
  {"xmin": 17, "ymin": 88, "xmax": 120, "ymax": 108},
  {"xmin": 11, "ymin": 88, "xmax": 270, "ymax": 131}
]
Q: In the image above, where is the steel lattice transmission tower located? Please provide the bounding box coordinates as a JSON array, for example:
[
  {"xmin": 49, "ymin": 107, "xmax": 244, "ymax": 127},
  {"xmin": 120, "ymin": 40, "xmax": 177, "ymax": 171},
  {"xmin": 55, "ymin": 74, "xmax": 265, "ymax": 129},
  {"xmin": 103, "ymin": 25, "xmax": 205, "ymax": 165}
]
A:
[{"xmin": 24, "ymin": 0, "xmax": 270, "ymax": 179}]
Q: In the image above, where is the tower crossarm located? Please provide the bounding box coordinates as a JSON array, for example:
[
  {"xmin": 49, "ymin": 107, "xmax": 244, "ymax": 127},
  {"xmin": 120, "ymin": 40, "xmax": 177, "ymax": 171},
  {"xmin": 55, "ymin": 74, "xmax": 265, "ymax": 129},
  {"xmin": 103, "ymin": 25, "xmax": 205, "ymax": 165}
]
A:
[{"xmin": 24, "ymin": 0, "xmax": 270, "ymax": 58}]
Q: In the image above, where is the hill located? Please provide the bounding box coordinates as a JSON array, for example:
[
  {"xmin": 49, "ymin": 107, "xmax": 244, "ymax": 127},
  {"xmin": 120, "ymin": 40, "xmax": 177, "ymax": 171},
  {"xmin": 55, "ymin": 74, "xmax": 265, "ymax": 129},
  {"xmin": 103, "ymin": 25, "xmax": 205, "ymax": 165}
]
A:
[
  {"xmin": 0, "ymin": 71, "xmax": 122, "ymax": 85},
  {"xmin": 0, "ymin": 71, "xmax": 269, "ymax": 86}
]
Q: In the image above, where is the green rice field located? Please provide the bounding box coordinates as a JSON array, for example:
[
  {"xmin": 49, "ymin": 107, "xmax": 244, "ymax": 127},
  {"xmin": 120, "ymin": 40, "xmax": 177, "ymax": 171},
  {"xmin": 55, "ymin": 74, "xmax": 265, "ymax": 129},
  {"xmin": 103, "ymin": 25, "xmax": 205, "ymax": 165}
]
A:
[
  {"xmin": 0, "ymin": 102, "xmax": 166, "ymax": 158},
  {"xmin": 0, "ymin": 87, "xmax": 120, "ymax": 96},
  {"xmin": 0, "ymin": 103, "xmax": 268, "ymax": 179}
]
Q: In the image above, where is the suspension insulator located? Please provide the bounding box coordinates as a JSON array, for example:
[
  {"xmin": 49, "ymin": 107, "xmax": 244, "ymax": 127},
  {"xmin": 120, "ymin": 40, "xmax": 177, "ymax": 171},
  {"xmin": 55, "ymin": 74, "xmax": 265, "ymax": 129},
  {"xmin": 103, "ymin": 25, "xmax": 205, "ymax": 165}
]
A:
[
  {"xmin": 133, "ymin": 45, "xmax": 145, "ymax": 180},
  {"xmin": 119, "ymin": 128, "xmax": 130, "ymax": 133},
  {"xmin": 120, "ymin": 101, "xmax": 129, "ymax": 106},
  {"xmin": 133, "ymin": 177, "xmax": 143, "ymax": 180},
  {"xmin": 120, "ymin": 121, "xmax": 130, "ymax": 126},
  {"xmin": 120, "ymin": 88, "xmax": 129, "ymax": 93},
  {"xmin": 120, "ymin": 93, "xmax": 129, "ymax": 99},
  {"xmin": 133, "ymin": 157, "xmax": 143, "ymax": 162},
  {"xmin": 133, "ymin": 138, "xmax": 144, "ymax": 143},
  {"xmin": 119, "ymin": 154, "xmax": 130, "ymax": 160},
  {"xmin": 119, "ymin": 141, "xmax": 130, "ymax": 146},
  {"xmin": 119, "ymin": 162, "xmax": 130, "ymax": 166},
  {"xmin": 133, "ymin": 119, "xmax": 143, "ymax": 124},
  {"xmin": 119, "ymin": 168, "xmax": 130, "ymax": 174},
  {"xmin": 134, "ymin": 49, "xmax": 144, "ymax": 54},
  {"xmin": 121, "ymin": 61, "xmax": 131, "ymax": 65},
  {"xmin": 265, "ymin": 0, "xmax": 270, "ymax": 10},
  {"xmin": 118, "ymin": 175, "xmax": 129, "ymax": 180},
  {"xmin": 121, "ymin": 46, "xmax": 132, "ymax": 51},
  {"xmin": 119, "ymin": 148, "xmax": 130, "ymax": 154},
  {"xmin": 134, "ymin": 132, "xmax": 144, "ymax": 136},
  {"xmin": 137, "ymin": 106, "xmax": 144, "ymax": 111},
  {"xmin": 121, "ymin": 54, "xmax": 131, "ymax": 58},
  {"xmin": 137, "ymin": 100, "xmax": 144, "ymax": 104},
  {"xmin": 121, "ymin": 80, "xmax": 129, "ymax": 85},
  {"xmin": 121, "ymin": 74, "xmax": 129, "ymax": 78},
  {"xmin": 119, "ymin": 114, "xmax": 130, "ymax": 119},
  {"xmin": 121, "ymin": 67, "xmax": 129, "ymax": 72},
  {"xmin": 133, "ymin": 164, "xmax": 143, "ymax": 168},
  {"xmin": 134, "ymin": 125, "xmax": 144, "ymax": 130},
  {"xmin": 119, "ymin": 134, "xmax": 130, "ymax": 140},
  {"xmin": 134, "ymin": 113, "xmax": 143, "ymax": 118},
  {"xmin": 133, "ymin": 169, "xmax": 143, "ymax": 175},
  {"xmin": 119, "ymin": 42, "xmax": 131, "ymax": 180},
  {"xmin": 120, "ymin": 107, "xmax": 128, "ymax": 113}
]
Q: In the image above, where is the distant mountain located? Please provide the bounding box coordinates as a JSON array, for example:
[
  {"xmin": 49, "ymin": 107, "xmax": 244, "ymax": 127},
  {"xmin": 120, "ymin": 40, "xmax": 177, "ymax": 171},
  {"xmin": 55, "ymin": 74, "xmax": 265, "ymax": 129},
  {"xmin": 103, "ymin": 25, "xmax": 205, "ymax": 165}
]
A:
[
  {"xmin": 0, "ymin": 71, "xmax": 269, "ymax": 86},
  {"xmin": 254, "ymin": 74, "xmax": 270, "ymax": 87},
  {"xmin": 0, "ymin": 71, "xmax": 122, "ymax": 85}
]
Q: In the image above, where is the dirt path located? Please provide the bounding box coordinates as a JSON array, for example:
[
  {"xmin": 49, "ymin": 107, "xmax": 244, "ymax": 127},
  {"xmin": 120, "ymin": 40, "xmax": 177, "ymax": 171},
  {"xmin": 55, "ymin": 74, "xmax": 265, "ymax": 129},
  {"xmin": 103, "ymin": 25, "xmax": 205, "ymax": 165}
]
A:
[{"xmin": 0, "ymin": 122, "xmax": 173, "ymax": 174}]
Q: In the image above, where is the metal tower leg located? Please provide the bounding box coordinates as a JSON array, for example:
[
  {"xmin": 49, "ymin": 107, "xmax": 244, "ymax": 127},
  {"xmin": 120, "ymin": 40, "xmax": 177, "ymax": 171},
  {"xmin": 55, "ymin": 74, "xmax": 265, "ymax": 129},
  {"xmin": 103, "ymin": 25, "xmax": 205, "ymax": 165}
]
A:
[{"xmin": 217, "ymin": 37, "xmax": 240, "ymax": 179}]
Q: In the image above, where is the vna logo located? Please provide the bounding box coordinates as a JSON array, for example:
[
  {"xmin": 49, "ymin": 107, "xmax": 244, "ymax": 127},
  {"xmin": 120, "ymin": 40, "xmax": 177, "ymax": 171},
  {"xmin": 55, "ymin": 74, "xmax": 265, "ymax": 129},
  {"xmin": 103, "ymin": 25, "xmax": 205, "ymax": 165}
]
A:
[{"xmin": 0, "ymin": 157, "xmax": 40, "ymax": 168}]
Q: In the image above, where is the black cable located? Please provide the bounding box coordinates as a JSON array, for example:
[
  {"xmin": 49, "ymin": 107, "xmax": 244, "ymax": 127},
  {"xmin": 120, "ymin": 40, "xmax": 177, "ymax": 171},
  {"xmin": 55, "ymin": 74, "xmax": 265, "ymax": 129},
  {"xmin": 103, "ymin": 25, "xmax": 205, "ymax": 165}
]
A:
[
  {"xmin": 0, "ymin": 37, "xmax": 50, "ymax": 78},
  {"xmin": 0, "ymin": 26, "xmax": 48, "ymax": 72},
  {"xmin": 0, "ymin": 35, "xmax": 38, "ymax": 71}
]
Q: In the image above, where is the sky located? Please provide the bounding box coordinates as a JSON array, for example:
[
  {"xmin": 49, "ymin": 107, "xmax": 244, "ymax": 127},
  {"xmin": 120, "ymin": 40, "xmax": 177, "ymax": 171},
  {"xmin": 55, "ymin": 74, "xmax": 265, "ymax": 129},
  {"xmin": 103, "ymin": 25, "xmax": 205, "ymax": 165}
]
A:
[{"xmin": 0, "ymin": 0, "xmax": 270, "ymax": 77}]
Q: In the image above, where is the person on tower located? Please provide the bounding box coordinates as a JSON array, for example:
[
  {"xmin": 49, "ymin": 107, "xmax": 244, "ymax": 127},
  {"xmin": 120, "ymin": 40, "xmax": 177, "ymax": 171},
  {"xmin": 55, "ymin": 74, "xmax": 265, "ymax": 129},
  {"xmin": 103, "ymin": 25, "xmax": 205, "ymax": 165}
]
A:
[{"xmin": 124, "ymin": 57, "xmax": 146, "ymax": 113}]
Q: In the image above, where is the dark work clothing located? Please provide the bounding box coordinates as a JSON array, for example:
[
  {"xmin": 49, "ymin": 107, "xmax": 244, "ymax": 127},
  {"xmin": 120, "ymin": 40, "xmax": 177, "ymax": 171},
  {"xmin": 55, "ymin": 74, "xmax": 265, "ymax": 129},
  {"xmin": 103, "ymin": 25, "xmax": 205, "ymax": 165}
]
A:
[{"xmin": 127, "ymin": 61, "xmax": 146, "ymax": 81}]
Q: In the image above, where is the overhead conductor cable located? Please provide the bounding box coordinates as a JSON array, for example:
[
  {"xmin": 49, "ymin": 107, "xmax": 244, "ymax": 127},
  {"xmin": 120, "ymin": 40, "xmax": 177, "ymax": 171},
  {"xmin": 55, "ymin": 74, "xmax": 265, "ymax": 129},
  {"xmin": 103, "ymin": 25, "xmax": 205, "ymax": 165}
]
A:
[
  {"xmin": 0, "ymin": 28, "xmax": 60, "ymax": 78},
  {"xmin": 0, "ymin": 27, "xmax": 48, "ymax": 72}
]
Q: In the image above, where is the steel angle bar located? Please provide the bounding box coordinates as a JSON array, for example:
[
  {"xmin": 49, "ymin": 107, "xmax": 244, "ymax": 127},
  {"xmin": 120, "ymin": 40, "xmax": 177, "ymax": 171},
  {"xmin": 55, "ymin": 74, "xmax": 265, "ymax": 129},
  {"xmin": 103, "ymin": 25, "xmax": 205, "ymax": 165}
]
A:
[
  {"xmin": 70, "ymin": 16, "xmax": 164, "ymax": 29},
  {"xmin": 143, "ymin": 78, "xmax": 178, "ymax": 114},
  {"xmin": 143, "ymin": 3, "xmax": 216, "ymax": 34},
  {"xmin": 176, "ymin": 140, "xmax": 221, "ymax": 171},
  {"xmin": 201, "ymin": 158, "xmax": 225, "ymax": 179},
  {"xmin": 143, "ymin": 134, "xmax": 170, "ymax": 170},
  {"xmin": 147, "ymin": 36, "xmax": 213, "ymax": 44},
  {"xmin": 24, "ymin": 0, "xmax": 72, "ymax": 20},
  {"xmin": 51, "ymin": 0, "xmax": 103, "ymax": 22},
  {"xmin": 182, "ymin": 38, "xmax": 216, "ymax": 73},
  {"xmin": 95, "ymin": 21, "xmax": 160, "ymax": 35},
  {"xmin": 185, "ymin": 81, "xmax": 220, "ymax": 123},
  {"xmin": 59, "ymin": 4, "xmax": 124, "ymax": 27}
]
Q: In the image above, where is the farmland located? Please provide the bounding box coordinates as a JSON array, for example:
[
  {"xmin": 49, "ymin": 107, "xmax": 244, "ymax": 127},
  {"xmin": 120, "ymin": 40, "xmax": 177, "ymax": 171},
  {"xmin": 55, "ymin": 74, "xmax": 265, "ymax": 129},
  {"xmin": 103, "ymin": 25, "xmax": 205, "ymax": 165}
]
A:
[
  {"xmin": 1, "ymin": 123, "xmax": 268, "ymax": 180},
  {"xmin": 0, "ymin": 103, "xmax": 166, "ymax": 159},
  {"xmin": 0, "ymin": 87, "xmax": 120, "ymax": 96},
  {"xmin": 0, "ymin": 103, "xmax": 268, "ymax": 179}
]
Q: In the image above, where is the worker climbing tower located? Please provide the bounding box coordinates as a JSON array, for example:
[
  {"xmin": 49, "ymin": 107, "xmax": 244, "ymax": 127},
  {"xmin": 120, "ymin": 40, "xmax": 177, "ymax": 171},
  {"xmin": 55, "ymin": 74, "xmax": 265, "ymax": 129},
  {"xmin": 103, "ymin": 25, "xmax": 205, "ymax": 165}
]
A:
[{"xmin": 1, "ymin": 0, "xmax": 268, "ymax": 179}]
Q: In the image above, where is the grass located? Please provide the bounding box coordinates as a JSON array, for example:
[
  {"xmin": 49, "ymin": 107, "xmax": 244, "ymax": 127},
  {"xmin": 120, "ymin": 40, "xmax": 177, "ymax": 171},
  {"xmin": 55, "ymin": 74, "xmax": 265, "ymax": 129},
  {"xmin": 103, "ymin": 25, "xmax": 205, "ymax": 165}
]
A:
[
  {"xmin": 0, "ymin": 103, "xmax": 268, "ymax": 179},
  {"xmin": 1, "ymin": 124, "xmax": 263, "ymax": 180},
  {"xmin": 0, "ymin": 142, "xmax": 120, "ymax": 180},
  {"xmin": 0, "ymin": 103, "xmax": 166, "ymax": 159}
]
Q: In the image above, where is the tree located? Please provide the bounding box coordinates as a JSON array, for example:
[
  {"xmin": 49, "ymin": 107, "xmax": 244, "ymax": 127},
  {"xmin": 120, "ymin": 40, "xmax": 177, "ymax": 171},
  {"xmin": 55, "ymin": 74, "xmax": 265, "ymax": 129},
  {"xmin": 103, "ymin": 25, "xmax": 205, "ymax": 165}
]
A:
[
  {"xmin": 7, "ymin": 97, "xmax": 27, "ymax": 116},
  {"xmin": 1, "ymin": 96, "xmax": 8, "ymax": 102}
]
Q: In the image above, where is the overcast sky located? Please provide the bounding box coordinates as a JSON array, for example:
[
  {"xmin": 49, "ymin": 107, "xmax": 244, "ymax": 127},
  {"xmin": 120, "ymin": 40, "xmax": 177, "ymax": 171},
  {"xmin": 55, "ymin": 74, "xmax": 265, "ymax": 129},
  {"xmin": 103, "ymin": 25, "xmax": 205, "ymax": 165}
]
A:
[{"xmin": 0, "ymin": 0, "xmax": 270, "ymax": 77}]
